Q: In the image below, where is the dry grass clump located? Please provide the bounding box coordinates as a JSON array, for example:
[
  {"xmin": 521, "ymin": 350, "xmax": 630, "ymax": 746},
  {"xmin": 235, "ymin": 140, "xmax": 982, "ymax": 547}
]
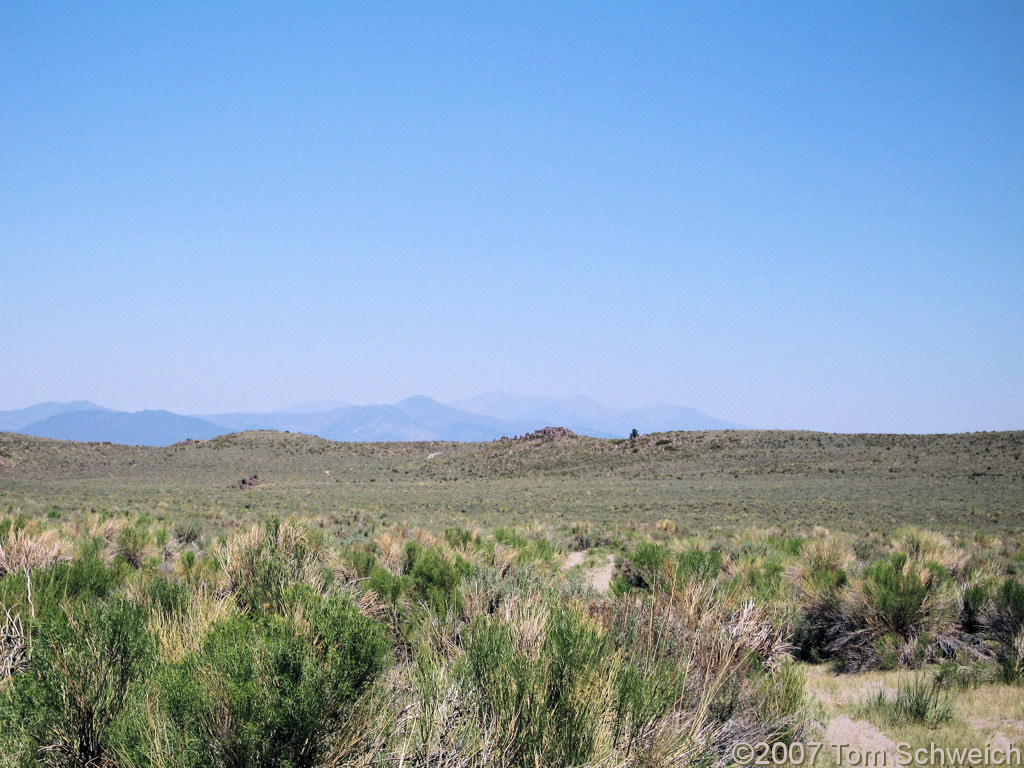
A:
[
  {"xmin": 374, "ymin": 527, "xmax": 408, "ymax": 574},
  {"xmin": 73, "ymin": 512, "xmax": 129, "ymax": 545},
  {"xmin": 489, "ymin": 543, "xmax": 518, "ymax": 576},
  {"xmin": 0, "ymin": 528, "xmax": 70, "ymax": 575},
  {"xmin": 802, "ymin": 527, "xmax": 855, "ymax": 575},
  {"xmin": 891, "ymin": 527, "xmax": 967, "ymax": 576},
  {"xmin": 147, "ymin": 586, "xmax": 235, "ymax": 664},
  {"xmin": 213, "ymin": 516, "xmax": 332, "ymax": 608},
  {"xmin": 412, "ymin": 527, "xmax": 444, "ymax": 550}
]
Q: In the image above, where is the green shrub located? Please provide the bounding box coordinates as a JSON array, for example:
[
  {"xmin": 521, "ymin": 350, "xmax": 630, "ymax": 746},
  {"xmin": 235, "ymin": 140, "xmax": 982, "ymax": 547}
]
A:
[
  {"xmin": 147, "ymin": 574, "xmax": 191, "ymax": 616},
  {"xmin": 410, "ymin": 548, "xmax": 465, "ymax": 614},
  {"xmin": 615, "ymin": 544, "xmax": 723, "ymax": 593},
  {"xmin": 366, "ymin": 566, "xmax": 406, "ymax": 606},
  {"xmin": 517, "ymin": 537, "xmax": 555, "ymax": 564},
  {"xmin": 342, "ymin": 547, "xmax": 378, "ymax": 579},
  {"xmin": 174, "ymin": 521, "xmax": 201, "ymax": 545},
  {"xmin": 161, "ymin": 595, "xmax": 389, "ymax": 768},
  {"xmin": 809, "ymin": 564, "xmax": 848, "ymax": 593},
  {"xmin": 674, "ymin": 547, "xmax": 724, "ymax": 591},
  {"xmin": 862, "ymin": 554, "xmax": 932, "ymax": 638},
  {"xmin": 994, "ymin": 578, "xmax": 1024, "ymax": 637},
  {"xmin": 960, "ymin": 583, "xmax": 989, "ymax": 633},
  {"xmin": 737, "ymin": 556, "xmax": 785, "ymax": 601},
  {"xmin": 443, "ymin": 526, "xmax": 475, "ymax": 548},
  {"xmin": 220, "ymin": 518, "xmax": 333, "ymax": 615},
  {"xmin": 988, "ymin": 578, "xmax": 1024, "ymax": 682},
  {"xmin": 934, "ymin": 661, "xmax": 992, "ymax": 690},
  {"xmin": 1, "ymin": 599, "xmax": 155, "ymax": 766},
  {"xmin": 609, "ymin": 573, "xmax": 634, "ymax": 596},
  {"xmin": 233, "ymin": 547, "xmax": 291, "ymax": 613},
  {"xmin": 0, "ymin": 544, "xmax": 127, "ymax": 617},
  {"xmin": 464, "ymin": 604, "xmax": 611, "ymax": 767},
  {"xmin": 493, "ymin": 527, "xmax": 528, "ymax": 549},
  {"xmin": 115, "ymin": 525, "xmax": 149, "ymax": 568},
  {"xmin": 823, "ymin": 553, "xmax": 961, "ymax": 671},
  {"xmin": 792, "ymin": 560, "xmax": 849, "ymax": 663},
  {"xmin": 401, "ymin": 541, "xmax": 422, "ymax": 575},
  {"xmin": 464, "ymin": 617, "xmax": 544, "ymax": 763},
  {"xmin": 542, "ymin": 606, "xmax": 612, "ymax": 765},
  {"xmin": 612, "ymin": 656, "xmax": 686, "ymax": 748},
  {"xmin": 777, "ymin": 536, "xmax": 805, "ymax": 557},
  {"xmin": 630, "ymin": 542, "xmax": 669, "ymax": 584},
  {"xmin": 874, "ymin": 632, "xmax": 903, "ymax": 670},
  {"xmin": 759, "ymin": 656, "xmax": 807, "ymax": 729}
]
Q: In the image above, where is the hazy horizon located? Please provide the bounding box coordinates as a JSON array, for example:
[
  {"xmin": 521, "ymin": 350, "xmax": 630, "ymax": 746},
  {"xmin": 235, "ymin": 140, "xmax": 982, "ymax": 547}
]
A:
[
  {"xmin": 3, "ymin": 4, "xmax": 1021, "ymax": 434},
  {"xmin": 2, "ymin": 391, "xmax": 1021, "ymax": 436},
  {"xmin": 0, "ymin": 392, "xmax": 726, "ymax": 419}
]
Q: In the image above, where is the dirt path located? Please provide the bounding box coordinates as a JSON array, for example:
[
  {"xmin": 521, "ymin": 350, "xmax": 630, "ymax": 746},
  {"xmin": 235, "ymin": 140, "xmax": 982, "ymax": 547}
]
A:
[
  {"xmin": 971, "ymin": 718, "xmax": 1024, "ymax": 754},
  {"xmin": 805, "ymin": 666, "xmax": 897, "ymax": 764},
  {"xmin": 560, "ymin": 551, "xmax": 586, "ymax": 570},
  {"xmin": 586, "ymin": 555, "xmax": 615, "ymax": 594},
  {"xmin": 560, "ymin": 551, "xmax": 615, "ymax": 593},
  {"xmin": 823, "ymin": 715, "xmax": 897, "ymax": 764}
]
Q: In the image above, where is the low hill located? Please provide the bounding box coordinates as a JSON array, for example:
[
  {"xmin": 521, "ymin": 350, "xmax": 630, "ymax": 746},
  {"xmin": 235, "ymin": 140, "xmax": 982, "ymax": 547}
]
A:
[
  {"xmin": 205, "ymin": 396, "xmax": 612, "ymax": 441},
  {"xmin": 0, "ymin": 428, "xmax": 1020, "ymax": 537},
  {"xmin": 449, "ymin": 392, "xmax": 743, "ymax": 433}
]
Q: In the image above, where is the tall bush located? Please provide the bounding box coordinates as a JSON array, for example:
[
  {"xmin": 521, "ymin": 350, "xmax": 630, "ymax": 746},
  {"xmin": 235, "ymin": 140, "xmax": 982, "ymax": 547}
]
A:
[
  {"xmin": 1, "ymin": 599, "xmax": 155, "ymax": 767},
  {"xmin": 160, "ymin": 595, "xmax": 389, "ymax": 768}
]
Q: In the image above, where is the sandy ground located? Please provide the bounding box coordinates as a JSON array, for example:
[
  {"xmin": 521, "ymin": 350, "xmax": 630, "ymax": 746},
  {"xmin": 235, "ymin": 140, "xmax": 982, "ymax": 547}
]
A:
[
  {"xmin": 561, "ymin": 551, "xmax": 586, "ymax": 569},
  {"xmin": 804, "ymin": 664, "xmax": 1024, "ymax": 766},
  {"xmin": 586, "ymin": 556, "xmax": 615, "ymax": 593},
  {"xmin": 560, "ymin": 550, "xmax": 616, "ymax": 593},
  {"xmin": 823, "ymin": 715, "xmax": 897, "ymax": 763}
]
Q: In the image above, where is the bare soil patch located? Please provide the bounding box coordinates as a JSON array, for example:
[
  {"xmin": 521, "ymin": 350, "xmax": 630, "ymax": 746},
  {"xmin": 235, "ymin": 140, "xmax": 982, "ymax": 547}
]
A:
[
  {"xmin": 560, "ymin": 551, "xmax": 586, "ymax": 570},
  {"xmin": 823, "ymin": 715, "xmax": 896, "ymax": 761},
  {"xmin": 586, "ymin": 555, "xmax": 615, "ymax": 594}
]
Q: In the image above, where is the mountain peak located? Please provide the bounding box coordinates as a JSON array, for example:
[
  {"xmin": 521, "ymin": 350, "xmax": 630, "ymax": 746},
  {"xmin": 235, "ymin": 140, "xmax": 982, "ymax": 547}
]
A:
[
  {"xmin": 397, "ymin": 395, "xmax": 443, "ymax": 407},
  {"xmin": 273, "ymin": 400, "xmax": 352, "ymax": 414}
]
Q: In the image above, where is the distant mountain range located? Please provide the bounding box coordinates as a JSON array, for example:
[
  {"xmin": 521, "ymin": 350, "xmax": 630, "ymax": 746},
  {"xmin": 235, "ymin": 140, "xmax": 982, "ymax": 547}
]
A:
[
  {"xmin": 0, "ymin": 400, "xmax": 113, "ymax": 432},
  {"xmin": 15, "ymin": 409, "xmax": 227, "ymax": 446},
  {"xmin": 2, "ymin": 393, "xmax": 743, "ymax": 447}
]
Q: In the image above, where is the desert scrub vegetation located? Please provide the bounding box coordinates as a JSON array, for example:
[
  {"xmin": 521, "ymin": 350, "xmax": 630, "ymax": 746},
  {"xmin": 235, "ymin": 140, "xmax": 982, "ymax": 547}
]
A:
[
  {"xmin": 786, "ymin": 529, "xmax": 1024, "ymax": 677},
  {"xmin": 0, "ymin": 513, "xmax": 823, "ymax": 768},
  {"xmin": 0, "ymin": 513, "xmax": 1022, "ymax": 766},
  {"xmin": 608, "ymin": 526, "xmax": 1024, "ymax": 681},
  {"xmin": 862, "ymin": 674, "xmax": 955, "ymax": 727}
]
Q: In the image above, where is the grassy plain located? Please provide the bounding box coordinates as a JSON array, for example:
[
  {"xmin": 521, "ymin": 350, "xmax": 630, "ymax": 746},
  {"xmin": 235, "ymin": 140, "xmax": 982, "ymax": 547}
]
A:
[
  {"xmin": 1, "ymin": 428, "xmax": 1021, "ymax": 540},
  {"xmin": 0, "ymin": 428, "xmax": 1022, "ymax": 767}
]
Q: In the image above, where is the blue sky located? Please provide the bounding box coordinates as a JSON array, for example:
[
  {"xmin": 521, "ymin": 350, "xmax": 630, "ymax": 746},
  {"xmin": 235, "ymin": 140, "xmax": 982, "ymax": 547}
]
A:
[{"xmin": 2, "ymin": 2, "xmax": 1021, "ymax": 433}]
